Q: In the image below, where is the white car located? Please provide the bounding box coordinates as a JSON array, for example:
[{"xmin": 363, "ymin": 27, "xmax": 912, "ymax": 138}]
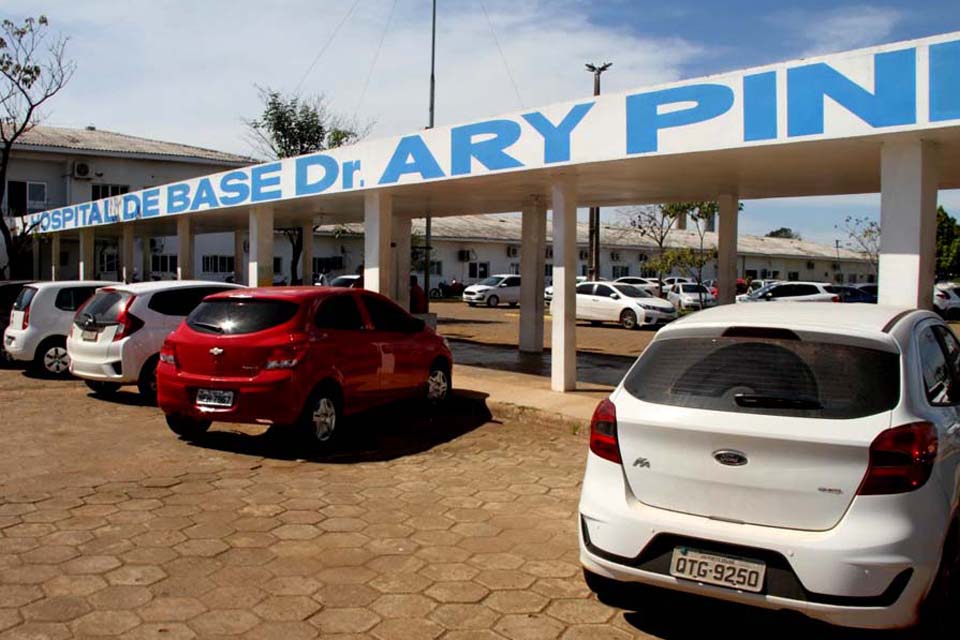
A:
[
  {"xmin": 737, "ymin": 281, "xmax": 839, "ymax": 303},
  {"xmin": 933, "ymin": 283, "xmax": 960, "ymax": 318},
  {"xmin": 579, "ymin": 304, "xmax": 960, "ymax": 631},
  {"xmin": 462, "ymin": 275, "xmax": 521, "ymax": 307},
  {"xmin": 545, "ymin": 276, "xmax": 587, "ymax": 302},
  {"xmin": 67, "ymin": 281, "xmax": 243, "ymax": 399},
  {"xmin": 666, "ymin": 283, "xmax": 717, "ymax": 311},
  {"xmin": 565, "ymin": 281, "xmax": 676, "ymax": 329},
  {"xmin": 614, "ymin": 276, "xmax": 661, "ymax": 294},
  {"xmin": 748, "ymin": 278, "xmax": 780, "ymax": 292},
  {"xmin": 3, "ymin": 280, "xmax": 116, "ymax": 375}
]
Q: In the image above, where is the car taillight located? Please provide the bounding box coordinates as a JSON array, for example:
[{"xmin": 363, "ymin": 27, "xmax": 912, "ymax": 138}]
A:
[
  {"xmin": 113, "ymin": 295, "xmax": 143, "ymax": 341},
  {"xmin": 159, "ymin": 340, "xmax": 178, "ymax": 367},
  {"xmin": 936, "ymin": 291, "xmax": 948, "ymax": 300},
  {"xmin": 831, "ymin": 295, "xmax": 841, "ymax": 303},
  {"xmin": 21, "ymin": 304, "xmax": 30, "ymax": 330},
  {"xmin": 589, "ymin": 398, "xmax": 621, "ymax": 464},
  {"xmin": 264, "ymin": 342, "xmax": 309, "ymax": 370},
  {"xmin": 858, "ymin": 422, "xmax": 938, "ymax": 495}
]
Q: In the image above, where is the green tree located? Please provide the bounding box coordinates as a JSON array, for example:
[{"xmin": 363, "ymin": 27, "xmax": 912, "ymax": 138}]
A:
[
  {"xmin": 245, "ymin": 87, "xmax": 369, "ymax": 283},
  {"xmin": 766, "ymin": 227, "xmax": 801, "ymax": 240},
  {"xmin": 0, "ymin": 15, "xmax": 75, "ymax": 278},
  {"xmin": 936, "ymin": 205, "xmax": 960, "ymax": 279}
]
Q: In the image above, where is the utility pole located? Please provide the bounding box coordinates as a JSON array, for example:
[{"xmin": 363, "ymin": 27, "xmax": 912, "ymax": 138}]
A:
[
  {"xmin": 423, "ymin": 0, "xmax": 437, "ymax": 312},
  {"xmin": 835, "ymin": 239, "xmax": 843, "ymax": 284},
  {"xmin": 585, "ymin": 62, "xmax": 611, "ymax": 281}
]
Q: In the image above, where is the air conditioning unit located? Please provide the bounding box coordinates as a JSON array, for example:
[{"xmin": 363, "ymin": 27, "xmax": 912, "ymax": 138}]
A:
[
  {"xmin": 578, "ymin": 250, "xmax": 589, "ymax": 260},
  {"xmin": 506, "ymin": 246, "xmax": 519, "ymax": 258},
  {"xmin": 806, "ymin": 261, "xmax": 815, "ymax": 270},
  {"xmin": 73, "ymin": 161, "xmax": 93, "ymax": 179},
  {"xmin": 457, "ymin": 249, "xmax": 472, "ymax": 262}
]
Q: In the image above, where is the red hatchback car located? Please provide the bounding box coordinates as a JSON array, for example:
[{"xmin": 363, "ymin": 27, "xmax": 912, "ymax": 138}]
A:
[{"xmin": 156, "ymin": 287, "xmax": 453, "ymax": 444}]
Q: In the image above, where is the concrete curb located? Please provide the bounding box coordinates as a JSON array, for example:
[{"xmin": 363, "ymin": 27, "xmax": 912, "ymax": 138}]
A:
[{"xmin": 484, "ymin": 399, "xmax": 590, "ymax": 437}]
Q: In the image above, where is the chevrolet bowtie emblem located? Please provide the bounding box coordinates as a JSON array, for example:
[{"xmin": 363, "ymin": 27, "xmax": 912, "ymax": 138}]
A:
[{"xmin": 209, "ymin": 347, "xmax": 224, "ymax": 356}]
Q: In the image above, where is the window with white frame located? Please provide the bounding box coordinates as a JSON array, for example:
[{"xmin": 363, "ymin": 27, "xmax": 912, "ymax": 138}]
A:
[
  {"xmin": 98, "ymin": 251, "xmax": 117, "ymax": 274},
  {"xmin": 468, "ymin": 262, "xmax": 489, "ymax": 279},
  {"xmin": 610, "ymin": 252, "xmax": 621, "ymax": 262},
  {"xmin": 612, "ymin": 265, "xmax": 629, "ymax": 278},
  {"xmin": 5, "ymin": 180, "xmax": 47, "ymax": 214},
  {"xmin": 202, "ymin": 255, "xmax": 236, "ymax": 274},
  {"xmin": 91, "ymin": 184, "xmax": 129, "ymax": 200},
  {"xmin": 313, "ymin": 256, "xmax": 345, "ymax": 274},
  {"xmin": 151, "ymin": 254, "xmax": 178, "ymax": 274},
  {"xmin": 509, "ymin": 263, "xmax": 520, "ymax": 275}
]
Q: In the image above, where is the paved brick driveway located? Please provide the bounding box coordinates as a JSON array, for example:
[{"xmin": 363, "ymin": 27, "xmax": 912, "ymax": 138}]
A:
[{"xmin": 0, "ymin": 367, "xmax": 892, "ymax": 639}]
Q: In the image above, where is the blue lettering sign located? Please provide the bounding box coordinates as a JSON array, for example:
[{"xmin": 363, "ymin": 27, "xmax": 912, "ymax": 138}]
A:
[
  {"xmin": 167, "ymin": 184, "xmax": 192, "ymax": 214},
  {"xmin": 626, "ymin": 84, "xmax": 735, "ymax": 154},
  {"xmin": 450, "ymin": 119, "xmax": 523, "ymax": 175},
  {"xmin": 103, "ymin": 200, "xmax": 118, "ymax": 223},
  {"xmin": 787, "ymin": 48, "xmax": 916, "ymax": 137},
  {"xmin": 342, "ymin": 160, "xmax": 361, "ymax": 189},
  {"xmin": 50, "ymin": 210, "xmax": 62, "ymax": 230},
  {"xmin": 190, "ymin": 179, "xmax": 218, "ymax": 210},
  {"xmin": 39, "ymin": 212, "xmax": 50, "ymax": 231},
  {"xmin": 88, "ymin": 202, "xmax": 102, "ymax": 225},
  {"xmin": 296, "ymin": 154, "xmax": 339, "ymax": 195},
  {"xmin": 931, "ymin": 40, "xmax": 960, "ymax": 122},
  {"xmin": 522, "ymin": 103, "xmax": 594, "ymax": 164},
  {"xmin": 142, "ymin": 188, "xmax": 161, "ymax": 217},
  {"xmin": 219, "ymin": 171, "xmax": 250, "ymax": 206},
  {"xmin": 379, "ymin": 135, "xmax": 445, "ymax": 184},
  {"xmin": 62, "ymin": 207, "xmax": 76, "ymax": 228},
  {"xmin": 251, "ymin": 163, "xmax": 282, "ymax": 202},
  {"xmin": 122, "ymin": 194, "xmax": 141, "ymax": 220},
  {"xmin": 743, "ymin": 71, "xmax": 778, "ymax": 141},
  {"xmin": 77, "ymin": 203, "xmax": 91, "ymax": 226}
]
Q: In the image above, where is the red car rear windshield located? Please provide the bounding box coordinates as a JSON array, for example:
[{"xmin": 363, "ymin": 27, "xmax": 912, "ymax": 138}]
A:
[{"xmin": 187, "ymin": 299, "xmax": 300, "ymax": 335}]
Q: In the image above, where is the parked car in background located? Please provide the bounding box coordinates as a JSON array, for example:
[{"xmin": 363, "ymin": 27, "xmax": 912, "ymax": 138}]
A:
[
  {"xmin": 67, "ymin": 281, "xmax": 243, "ymax": 400},
  {"xmin": 157, "ymin": 287, "xmax": 453, "ymax": 444},
  {"xmin": 747, "ymin": 278, "xmax": 780, "ymax": 292},
  {"xmin": 854, "ymin": 283, "xmax": 878, "ymax": 297},
  {"xmin": 666, "ymin": 283, "xmax": 717, "ymax": 311},
  {"xmin": 563, "ymin": 281, "xmax": 676, "ymax": 329},
  {"xmin": 614, "ymin": 276, "xmax": 661, "ymax": 294},
  {"xmin": 933, "ymin": 283, "xmax": 960, "ymax": 318},
  {"xmin": 3, "ymin": 281, "xmax": 116, "ymax": 375},
  {"xmin": 580, "ymin": 304, "xmax": 960, "ymax": 630},
  {"xmin": 0, "ymin": 280, "xmax": 30, "ymax": 342},
  {"xmin": 545, "ymin": 276, "xmax": 587, "ymax": 302},
  {"xmin": 328, "ymin": 274, "xmax": 363, "ymax": 288},
  {"xmin": 828, "ymin": 285, "xmax": 877, "ymax": 304},
  {"xmin": 737, "ymin": 281, "xmax": 838, "ymax": 303},
  {"xmin": 463, "ymin": 274, "xmax": 521, "ymax": 307},
  {"xmin": 704, "ymin": 278, "xmax": 748, "ymax": 297},
  {"xmin": 662, "ymin": 277, "xmax": 692, "ymax": 287}
]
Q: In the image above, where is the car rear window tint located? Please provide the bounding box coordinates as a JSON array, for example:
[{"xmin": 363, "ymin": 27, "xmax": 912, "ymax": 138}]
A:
[
  {"xmin": 623, "ymin": 336, "xmax": 899, "ymax": 419},
  {"xmin": 187, "ymin": 299, "xmax": 300, "ymax": 335},
  {"xmin": 148, "ymin": 287, "xmax": 235, "ymax": 316},
  {"xmin": 76, "ymin": 290, "xmax": 131, "ymax": 326},
  {"xmin": 315, "ymin": 295, "xmax": 365, "ymax": 330},
  {"xmin": 55, "ymin": 287, "xmax": 98, "ymax": 311},
  {"xmin": 0, "ymin": 284, "xmax": 25, "ymax": 307},
  {"xmin": 361, "ymin": 295, "xmax": 420, "ymax": 333},
  {"xmin": 13, "ymin": 286, "xmax": 37, "ymax": 311}
]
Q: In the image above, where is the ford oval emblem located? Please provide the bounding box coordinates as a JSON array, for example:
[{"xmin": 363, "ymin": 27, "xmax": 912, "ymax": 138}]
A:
[{"xmin": 713, "ymin": 450, "xmax": 748, "ymax": 466}]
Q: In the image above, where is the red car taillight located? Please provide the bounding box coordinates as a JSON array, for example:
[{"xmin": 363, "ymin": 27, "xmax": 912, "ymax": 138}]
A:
[
  {"xmin": 21, "ymin": 303, "xmax": 30, "ymax": 330},
  {"xmin": 113, "ymin": 295, "xmax": 143, "ymax": 341},
  {"xmin": 831, "ymin": 295, "xmax": 841, "ymax": 303},
  {"xmin": 264, "ymin": 342, "xmax": 309, "ymax": 370},
  {"xmin": 589, "ymin": 398, "xmax": 621, "ymax": 464},
  {"xmin": 857, "ymin": 422, "xmax": 938, "ymax": 495},
  {"xmin": 159, "ymin": 340, "xmax": 178, "ymax": 368}
]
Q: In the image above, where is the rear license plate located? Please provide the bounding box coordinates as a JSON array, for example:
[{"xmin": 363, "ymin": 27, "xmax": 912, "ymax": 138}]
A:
[
  {"xmin": 196, "ymin": 388, "xmax": 235, "ymax": 407},
  {"xmin": 669, "ymin": 547, "xmax": 765, "ymax": 593},
  {"xmin": 81, "ymin": 330, "xmax": 98, "ymax": 341}
]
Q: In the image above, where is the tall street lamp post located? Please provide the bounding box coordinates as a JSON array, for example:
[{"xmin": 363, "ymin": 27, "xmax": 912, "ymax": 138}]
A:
[{"xmin": 585, "ymin": 62, "xmax": 611, "ymax": 281}]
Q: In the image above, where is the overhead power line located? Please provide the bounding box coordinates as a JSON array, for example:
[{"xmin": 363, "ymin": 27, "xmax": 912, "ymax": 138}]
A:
[
  {"xmin": 294, "ymin": 0, "xmax": 362, "ymax": 95},
  {"xmin": 356, "ymin": 0, "xmax": 400, "ymax": 116},
  {"xmin": 479, "ymin": 1, "xmax": 525, "ymax": 110}
]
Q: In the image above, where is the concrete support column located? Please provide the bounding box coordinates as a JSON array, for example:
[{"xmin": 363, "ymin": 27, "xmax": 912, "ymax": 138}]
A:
[
  {"xmin": 78, "ymin": 228, "xmax": 95, "ymax": 280},
  {"xmin": 363, "ymin": 191, "xmax": 393, "ymax": 296},
  {"xmin": 140, "ymin": 236, "xmax": 151, "ymax": 281},
  {"xmin": 234, "ymin": 231, "xmax": 246, "ymax": 285},
  {"xmin": 248, "ymin": 208, "xmax": 275, "ymax": 287},
  {"xmin": 392, "ymin": 216, "xmax": 412, "ymax": 310},
  {"xmin": 717, "ymin": 193, "xmax": 739, "ymax": 305},
  {"xmin": 879, "ymin": 140, "xmax": 939, "ymax": 308},
  {"xmin": 300, "ymin": 223, "xmax": 314, "ymax": 285},
  {"xmin": 31, "ymin": 236, "xmax": 40, "ymax": 280},
  {"xmin": 519, "ymin": 198, "xmax": 547, "ymax": 353},
  {"xmin": 176, "ymin": 216, "xmax": 193, "ymax": 280},
  {"xmin": 121, "ymin": 225, "xmax": 135, "ymax": 283},
  {"xmin": 551, "ymin": 179, "xmax": 578, "ymax": 392},
  {"xmin": 50, "ymin": 234, "xmax": 61, "ymax": 281}
]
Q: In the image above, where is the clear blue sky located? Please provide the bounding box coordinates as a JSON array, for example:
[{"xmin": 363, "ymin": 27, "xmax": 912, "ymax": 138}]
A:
[{"xmin": 4, "ymin": 0, "xmax": 959, "ymax": 245}]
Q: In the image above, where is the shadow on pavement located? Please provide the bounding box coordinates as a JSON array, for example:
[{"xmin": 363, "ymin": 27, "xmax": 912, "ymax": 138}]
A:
[
  {"xmin": 182, "ymin": 389, "xmax": 494, "ymax": 464},
  {"xmin": 600, "ymin": 582, "xmax": 912, "ymax": 640},
  {"xmin": 450, "ymin": 338, "xmax": 634, "ymax": 387}
]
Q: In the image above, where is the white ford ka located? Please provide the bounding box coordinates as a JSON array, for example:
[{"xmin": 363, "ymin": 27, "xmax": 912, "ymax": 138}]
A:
[{"xmin": 579, "ymin": 304, "xmax": 960, "ymax": 630}]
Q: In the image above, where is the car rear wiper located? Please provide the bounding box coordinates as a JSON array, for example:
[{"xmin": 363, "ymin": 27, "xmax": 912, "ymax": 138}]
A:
[
  {"xmin": 734, "ymin": 394, "xmax": 822, "ymax": 410},
  {"xmin": 192, "ymin": 321, "xmax": 224, "ymax": 333}
]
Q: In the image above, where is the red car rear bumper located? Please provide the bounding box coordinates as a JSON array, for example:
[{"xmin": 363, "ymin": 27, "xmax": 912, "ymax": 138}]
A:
[{"xmin": 157, "ymin": 363, "xmax": 306, "ymax": 425}]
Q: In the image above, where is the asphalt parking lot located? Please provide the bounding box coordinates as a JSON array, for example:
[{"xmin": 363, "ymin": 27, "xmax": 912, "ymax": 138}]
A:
[{"xmin": 0, "ymin": 363, "xmax": 927, "ymax": 640}]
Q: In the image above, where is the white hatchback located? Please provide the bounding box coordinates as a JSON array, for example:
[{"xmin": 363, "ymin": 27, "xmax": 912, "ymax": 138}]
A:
[
  {"xmin": 579, "ymin": 304, "xmax": 960, "ymax": 631},
  {"xmin": 67, "ymin": 281, "xmax": 242, "ymax": 399},
  {"xmin": 462, "ymin": 275, "xmax": 521, "ymax": 307},
  {"xmin": 666, "ymin": 283, "xmax": 717, "ymax": 311},
  {"xmin": 737, "ymin": 281, "xmax": 839, "ymax": 303},
  {"xmin": 3, "ymin": 281, "xmax": 116, "ymax": 375},
  {"xmin": 568, "ymin": 281, "xmax": 676, "ymax": 329}
]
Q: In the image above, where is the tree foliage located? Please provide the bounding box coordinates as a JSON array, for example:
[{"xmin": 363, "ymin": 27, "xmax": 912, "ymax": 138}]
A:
[
  {"xmin": 766, "ymin": 227, "xmax": 801, "ymax": 240},
  {"xmin": 837, "ymin": 216, "xmax": 880, "ymax": 274},
  {"xmin": 0, "ymin": 15, "xmax": 75, "ymax": 277},
  {"xmin": 936, "ymin": 206, "xmax": 960, "ymax": 279},
  {"xmin": 245, "ymin": 87, "xmax": 370, "ymax": 283}
]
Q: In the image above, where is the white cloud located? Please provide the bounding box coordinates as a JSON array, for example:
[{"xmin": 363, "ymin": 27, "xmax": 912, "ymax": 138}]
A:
[
  {"xmin": 3, "ymin": 0, "xmax": 705, "ymax": 156},
  {"xmin": 772, "ymin": 4, "xmax": 904, "ymax": 58}
]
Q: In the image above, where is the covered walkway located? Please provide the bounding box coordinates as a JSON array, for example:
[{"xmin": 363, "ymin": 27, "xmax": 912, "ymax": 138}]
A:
[{"xmin": 20, "ymin": 31, "xmax": 960, "ymax": 391}]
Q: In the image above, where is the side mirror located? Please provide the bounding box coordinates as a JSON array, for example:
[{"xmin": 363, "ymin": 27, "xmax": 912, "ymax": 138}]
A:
[
  {"xmin": 610, "ymin": 293, "xmax": 620, "ymax": 300},
  {"xmin": 499, "ymin": 283, "xmax": 509, "ymax": 288}
]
